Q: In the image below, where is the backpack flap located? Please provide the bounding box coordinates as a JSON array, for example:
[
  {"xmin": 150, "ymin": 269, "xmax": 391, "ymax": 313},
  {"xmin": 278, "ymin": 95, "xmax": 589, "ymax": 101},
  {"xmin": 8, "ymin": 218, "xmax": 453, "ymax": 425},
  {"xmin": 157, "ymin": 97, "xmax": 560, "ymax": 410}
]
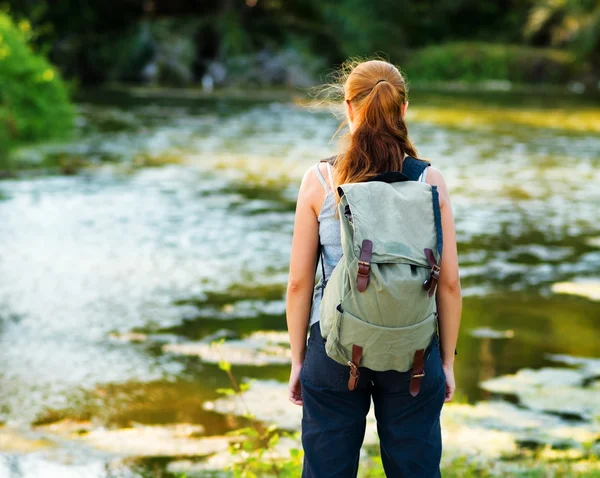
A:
[{"xmin": 339, "ymin": 181, "xmax": 439, "ymax": 265}]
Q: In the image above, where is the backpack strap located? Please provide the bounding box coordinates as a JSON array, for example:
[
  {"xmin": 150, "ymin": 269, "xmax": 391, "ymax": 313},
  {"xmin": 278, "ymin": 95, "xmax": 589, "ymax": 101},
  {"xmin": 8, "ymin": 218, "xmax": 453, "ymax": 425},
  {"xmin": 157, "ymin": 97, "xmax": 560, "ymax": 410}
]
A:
[
  {"xmin": 403, "ymin": 156, "xmax": 442, "ymax": 258},
  {"xmin": 402, "ymin": 156, "xmax": 430, "ymax": 181},
  {"xmin": 409, "ymin": 348, "xmax": 425, "ymax": 397},
  {"xmin": 348, "ymin": 344, "xmax": 363, "ymax": 390},
  {"xmin": 431, "ymin": 186, "xmax": 443, "ymax": 257}
]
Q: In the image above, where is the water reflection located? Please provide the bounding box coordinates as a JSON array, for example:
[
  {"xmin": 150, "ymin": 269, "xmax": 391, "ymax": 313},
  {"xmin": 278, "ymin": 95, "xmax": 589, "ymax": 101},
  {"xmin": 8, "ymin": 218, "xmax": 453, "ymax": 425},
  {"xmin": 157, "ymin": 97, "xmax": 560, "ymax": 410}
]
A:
[{"xmin": 0, "ymin": 89, "xmax": 599, "ymax": 476}]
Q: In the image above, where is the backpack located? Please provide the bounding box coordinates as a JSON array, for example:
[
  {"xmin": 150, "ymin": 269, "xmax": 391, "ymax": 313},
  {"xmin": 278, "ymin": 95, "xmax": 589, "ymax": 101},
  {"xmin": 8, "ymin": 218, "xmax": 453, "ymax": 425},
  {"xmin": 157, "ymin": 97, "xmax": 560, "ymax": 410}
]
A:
[{"xmin": 318, "ymin": 156, "xmax": 443, "ymax": 396}]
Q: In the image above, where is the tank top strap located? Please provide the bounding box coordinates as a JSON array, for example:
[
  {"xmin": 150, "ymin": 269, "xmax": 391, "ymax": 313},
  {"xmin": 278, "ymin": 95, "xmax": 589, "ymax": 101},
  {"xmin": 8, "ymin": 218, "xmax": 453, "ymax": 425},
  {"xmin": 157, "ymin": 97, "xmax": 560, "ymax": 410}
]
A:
[
  {"xmin": 324, "ymin": 161, "xmax": 335, "ymax": 192},
  {"xmin": 313, "ymin": 161, "xmax": 335, "ymax": 194},
  {"xmin": 313, "ymin": 163, "xmax": 329, "ymax": 193}
]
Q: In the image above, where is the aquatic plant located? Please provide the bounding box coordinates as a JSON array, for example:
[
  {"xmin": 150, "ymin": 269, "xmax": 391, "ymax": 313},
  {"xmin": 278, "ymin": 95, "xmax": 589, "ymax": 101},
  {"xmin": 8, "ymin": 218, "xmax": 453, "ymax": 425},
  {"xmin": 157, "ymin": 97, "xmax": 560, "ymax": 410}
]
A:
[{"xmin": 215, "ymin": 342, "xmax": 303, "ymax": 478}]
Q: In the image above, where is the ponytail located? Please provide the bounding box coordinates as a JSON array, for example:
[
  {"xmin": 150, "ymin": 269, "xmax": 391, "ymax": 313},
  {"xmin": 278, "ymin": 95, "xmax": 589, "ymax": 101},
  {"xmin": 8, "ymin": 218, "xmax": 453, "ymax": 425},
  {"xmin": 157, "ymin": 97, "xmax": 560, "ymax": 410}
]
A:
[{"xmin": 324, "ymin": 59, "xmax": 421, "ymax": 206}]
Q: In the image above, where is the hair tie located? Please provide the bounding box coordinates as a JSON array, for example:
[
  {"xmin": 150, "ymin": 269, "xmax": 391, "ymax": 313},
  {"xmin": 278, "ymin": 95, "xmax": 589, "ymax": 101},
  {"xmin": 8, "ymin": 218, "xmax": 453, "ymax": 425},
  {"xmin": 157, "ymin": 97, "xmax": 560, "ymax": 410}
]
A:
[{"xmin": 375, "ymin": 79, "xmax": 387, "ymax": 85}]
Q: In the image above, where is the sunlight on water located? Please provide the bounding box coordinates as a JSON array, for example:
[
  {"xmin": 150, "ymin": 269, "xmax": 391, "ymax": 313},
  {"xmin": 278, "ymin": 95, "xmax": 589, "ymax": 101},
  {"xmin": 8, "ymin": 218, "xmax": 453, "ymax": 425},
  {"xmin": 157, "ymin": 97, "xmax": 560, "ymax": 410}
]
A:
[{"xmin": 0, "ymin": 90, "xmax": 599, "ymax": 476}]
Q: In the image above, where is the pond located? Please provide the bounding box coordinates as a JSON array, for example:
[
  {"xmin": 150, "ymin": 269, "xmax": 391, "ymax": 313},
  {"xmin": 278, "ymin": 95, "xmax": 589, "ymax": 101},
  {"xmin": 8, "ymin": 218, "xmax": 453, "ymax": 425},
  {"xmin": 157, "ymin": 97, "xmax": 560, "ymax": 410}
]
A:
[{"xmin": 0, "ymin": 88, "xmax": 599, "ymax": 477}]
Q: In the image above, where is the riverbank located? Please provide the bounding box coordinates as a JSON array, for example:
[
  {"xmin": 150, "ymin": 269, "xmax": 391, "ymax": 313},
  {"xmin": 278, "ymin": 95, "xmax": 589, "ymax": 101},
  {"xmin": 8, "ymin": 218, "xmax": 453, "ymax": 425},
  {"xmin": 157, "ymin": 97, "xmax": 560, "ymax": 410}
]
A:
[{"xmin": 81, "ymin": 80, "xmax": 600, "ymax": 103}]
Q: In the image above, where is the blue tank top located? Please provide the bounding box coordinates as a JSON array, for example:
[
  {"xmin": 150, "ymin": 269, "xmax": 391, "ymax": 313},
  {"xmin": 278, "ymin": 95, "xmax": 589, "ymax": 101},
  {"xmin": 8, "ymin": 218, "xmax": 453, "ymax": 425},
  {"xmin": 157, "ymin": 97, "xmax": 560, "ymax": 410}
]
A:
[{"xmin": 308, "ymin": 157, "xmax": 430, "ymax": 327}]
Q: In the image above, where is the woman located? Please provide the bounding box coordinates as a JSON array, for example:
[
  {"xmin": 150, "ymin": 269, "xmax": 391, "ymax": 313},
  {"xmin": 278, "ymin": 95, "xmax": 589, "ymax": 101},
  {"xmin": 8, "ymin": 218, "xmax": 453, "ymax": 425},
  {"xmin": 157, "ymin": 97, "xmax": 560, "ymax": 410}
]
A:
[{"xmin": 286, "ymin": 59, "xmax": 462, "ymax": 477}]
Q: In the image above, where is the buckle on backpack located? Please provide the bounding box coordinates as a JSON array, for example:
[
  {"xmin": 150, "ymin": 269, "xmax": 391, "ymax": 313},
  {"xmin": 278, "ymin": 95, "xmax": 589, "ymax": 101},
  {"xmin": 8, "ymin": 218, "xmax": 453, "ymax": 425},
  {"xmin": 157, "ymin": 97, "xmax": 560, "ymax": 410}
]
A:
[
  {"xmin": 356, "ymin": 240, "xmax": 373, "ymax": 293},
  {"xmin": 347, "ymin": 345, "xmax": 363, "ymax": 391},
  {"xmin": 357, "ymin": 260, "xmax": 371, "ymax": 276},
  {"xmin": 423, "ymin": 248, "xmax": 441, "ymax": 297}
]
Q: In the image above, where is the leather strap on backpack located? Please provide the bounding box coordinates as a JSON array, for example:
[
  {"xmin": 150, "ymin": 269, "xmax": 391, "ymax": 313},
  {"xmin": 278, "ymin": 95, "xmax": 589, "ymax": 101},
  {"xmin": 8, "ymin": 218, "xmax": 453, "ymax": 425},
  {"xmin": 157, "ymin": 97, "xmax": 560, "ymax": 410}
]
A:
[
  {"xmin": 409, "ymin": 348, "xmax": 425, "ymax": 397},
  {"xmin": 348, "ymin": 344, "xmax": 363, "ymax": 390},
  {"xmin": 422, "ymin": 248, "xmax": 440, "ymax": 297},
  {"xmin": 357, "ymin": 239, "xmax": 373, "ymax": 292}
]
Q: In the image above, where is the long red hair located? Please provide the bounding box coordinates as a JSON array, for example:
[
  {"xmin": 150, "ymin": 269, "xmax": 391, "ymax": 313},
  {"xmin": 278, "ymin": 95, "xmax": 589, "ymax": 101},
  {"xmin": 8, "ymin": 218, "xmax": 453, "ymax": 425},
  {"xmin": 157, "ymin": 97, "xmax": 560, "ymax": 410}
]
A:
[{"xmin": 325, "ymin": 59, "xmax": 423, "ymax": 205}]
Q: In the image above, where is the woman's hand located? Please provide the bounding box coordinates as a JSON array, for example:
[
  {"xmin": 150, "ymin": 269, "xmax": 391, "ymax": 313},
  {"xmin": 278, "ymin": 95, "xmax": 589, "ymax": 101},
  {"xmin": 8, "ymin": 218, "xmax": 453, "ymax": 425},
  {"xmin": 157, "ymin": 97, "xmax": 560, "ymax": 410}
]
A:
[
  {"xmin": 288, "ymin": 362, "xmax": 303, "ymax": 406},
  {"xmin": 442, "ymin": 363, "xmax": 455, "ymax": 402}
]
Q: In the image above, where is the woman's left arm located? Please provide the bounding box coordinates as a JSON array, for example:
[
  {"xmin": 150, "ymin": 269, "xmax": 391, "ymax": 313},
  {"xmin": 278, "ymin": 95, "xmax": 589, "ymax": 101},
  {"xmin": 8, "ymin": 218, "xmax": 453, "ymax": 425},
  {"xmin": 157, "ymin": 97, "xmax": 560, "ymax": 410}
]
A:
[{"xmin": 286, "ymin": 167, "xmax": 320, "ymax": 405}]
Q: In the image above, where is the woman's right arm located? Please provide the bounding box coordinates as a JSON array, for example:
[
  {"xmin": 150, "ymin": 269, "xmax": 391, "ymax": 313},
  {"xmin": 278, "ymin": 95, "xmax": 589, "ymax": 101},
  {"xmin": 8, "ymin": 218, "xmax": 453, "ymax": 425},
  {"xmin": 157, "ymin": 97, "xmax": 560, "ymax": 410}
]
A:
[
  {"xmin": 427, "ymin": 166, "xmax": 462, "ymax": 402},
  {"xmin": 285, "ymin": 166, "xmax": 321, "ymax": 405}
]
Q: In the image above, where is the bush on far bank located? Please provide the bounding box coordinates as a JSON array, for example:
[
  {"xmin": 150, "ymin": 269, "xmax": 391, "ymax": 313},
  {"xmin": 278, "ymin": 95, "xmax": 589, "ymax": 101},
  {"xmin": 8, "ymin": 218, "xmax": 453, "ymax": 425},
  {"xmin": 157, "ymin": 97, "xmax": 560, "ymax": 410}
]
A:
[
  {"xmin": 405, "ymin": 42, "xmax": 585, "ymax": 85},
  {"xmin": 0, "ymin": 12, "xmax": 74, "ymax": 157}
]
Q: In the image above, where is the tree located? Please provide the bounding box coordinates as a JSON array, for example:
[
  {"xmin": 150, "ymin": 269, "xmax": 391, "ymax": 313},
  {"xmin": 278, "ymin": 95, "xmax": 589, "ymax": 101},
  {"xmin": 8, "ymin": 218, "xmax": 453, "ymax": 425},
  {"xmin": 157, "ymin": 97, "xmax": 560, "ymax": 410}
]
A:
[{"xmin": 525, "ymin": 0, "xmax": 600, "ymax": 64}]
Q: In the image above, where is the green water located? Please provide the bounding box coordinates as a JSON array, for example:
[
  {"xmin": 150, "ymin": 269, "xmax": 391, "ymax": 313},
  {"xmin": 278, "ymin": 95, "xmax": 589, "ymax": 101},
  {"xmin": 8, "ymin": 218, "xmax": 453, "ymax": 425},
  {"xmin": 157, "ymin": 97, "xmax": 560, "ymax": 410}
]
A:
[{"xmin": 0, "ymin": 88, "xmax": 599, "ymax": 477}]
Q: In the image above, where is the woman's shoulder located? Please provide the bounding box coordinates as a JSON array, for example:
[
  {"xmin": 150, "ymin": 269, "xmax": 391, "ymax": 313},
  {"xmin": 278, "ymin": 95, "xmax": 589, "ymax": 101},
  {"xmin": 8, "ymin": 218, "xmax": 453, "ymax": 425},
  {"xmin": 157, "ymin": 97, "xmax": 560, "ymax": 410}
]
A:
[
  {"xmin": 302, "ymin": 158, "xmax": 333, "ymax": 183},
  {"xmin": 423, "ymin": 164, "xmax": 443, "ymax": 184},
  {"xmin": 423, "ymin": 164, "xmax": 451, "ymax": 205},
  {"xmin": 299, "ymin": 159, "xmax": 335, "ymax": 215}
]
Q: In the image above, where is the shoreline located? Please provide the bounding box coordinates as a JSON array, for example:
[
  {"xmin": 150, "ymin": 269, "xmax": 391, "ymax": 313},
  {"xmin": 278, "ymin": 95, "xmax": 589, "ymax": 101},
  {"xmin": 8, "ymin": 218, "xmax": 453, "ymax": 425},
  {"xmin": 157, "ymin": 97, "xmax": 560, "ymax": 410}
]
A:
[{"xmin": 78, "ymin": 81, "xmax": 600, "ymax": 103}]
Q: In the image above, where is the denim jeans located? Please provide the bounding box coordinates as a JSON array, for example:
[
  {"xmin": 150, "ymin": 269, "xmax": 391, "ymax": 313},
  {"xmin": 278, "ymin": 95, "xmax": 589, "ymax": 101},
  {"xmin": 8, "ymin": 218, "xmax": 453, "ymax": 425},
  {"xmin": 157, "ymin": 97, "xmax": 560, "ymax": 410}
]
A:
[{"xmin": 300, "ymin": 322, "xmax": 446, "ymax": 478}]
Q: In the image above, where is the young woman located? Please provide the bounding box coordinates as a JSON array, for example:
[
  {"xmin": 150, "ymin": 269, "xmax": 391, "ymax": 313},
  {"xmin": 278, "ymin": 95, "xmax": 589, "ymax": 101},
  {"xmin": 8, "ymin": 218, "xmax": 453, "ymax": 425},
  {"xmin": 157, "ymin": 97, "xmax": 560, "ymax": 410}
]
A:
[{"xmin": 286, "ymin": 59, "xmax": 462, "ymax": 477}]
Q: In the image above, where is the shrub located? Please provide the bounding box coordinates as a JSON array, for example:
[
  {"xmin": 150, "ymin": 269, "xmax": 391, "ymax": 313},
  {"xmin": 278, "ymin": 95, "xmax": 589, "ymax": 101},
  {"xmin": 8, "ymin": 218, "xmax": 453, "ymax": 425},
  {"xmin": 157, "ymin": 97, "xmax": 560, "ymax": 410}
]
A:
[
  {"xmin": 0, "ymin": 12, "xmax": 74, "ymax": 156},
  {"xmin": 405, "ymin": 42, "xmax": 583, "ymax": 85}
]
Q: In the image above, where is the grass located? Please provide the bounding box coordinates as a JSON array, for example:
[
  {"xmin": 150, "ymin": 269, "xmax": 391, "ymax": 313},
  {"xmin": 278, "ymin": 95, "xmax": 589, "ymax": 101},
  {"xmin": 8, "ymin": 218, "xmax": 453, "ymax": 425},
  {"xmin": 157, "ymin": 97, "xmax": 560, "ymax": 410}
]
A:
[{"xmin": 405, "ymin": 42, "xmax": 583, "ymax": 85}]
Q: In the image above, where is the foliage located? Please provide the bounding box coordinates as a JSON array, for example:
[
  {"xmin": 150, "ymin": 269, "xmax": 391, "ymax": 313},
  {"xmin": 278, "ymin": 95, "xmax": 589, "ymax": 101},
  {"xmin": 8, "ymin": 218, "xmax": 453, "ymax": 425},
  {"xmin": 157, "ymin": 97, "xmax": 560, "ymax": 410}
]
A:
[
  {"xmin": 405, "ymin": 42, "xmax": 582, "ymax": 84},
  {"xmin": 6, "ymin": 0, "xmax": 596, "ymax": 87},
  {"xmin": 313, "ymin": 0, "xmax": 534, "ymax": 59},
  {"xmin": 215, "ymin": 343, "xmax": 303, "ymax": 478},
  {"xmin": 0, "ymin": 11, "xmax": 73, "ymax": 159},
  {"xmin": 89, "ymin": 19, "xmax": 200, "ymax": 86},
  {"xmin": 525, "ymin": 0, "xmax": 600, "ymax": 63},
  {"xmin": 225, "ymin": 425, "xmax": 303, "ymax": 478}
]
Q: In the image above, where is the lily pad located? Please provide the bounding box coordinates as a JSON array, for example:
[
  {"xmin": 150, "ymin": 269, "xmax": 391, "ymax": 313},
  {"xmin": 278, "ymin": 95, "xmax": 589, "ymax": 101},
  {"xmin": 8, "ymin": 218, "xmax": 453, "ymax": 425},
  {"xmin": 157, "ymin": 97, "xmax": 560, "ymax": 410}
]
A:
[
  {"xmin": 552, "ymin": 280, "xmax": 600, "ymax": 301},
  {"xmin": 469, "ymin": 327, "xmax": 515, "ymax": 339},
  {"xmin": 441, "ymin": 401, "xmax": 598, "ymax": 455},
  {"xmin": 481, "ymin": 368, "xmax": 600, "ymax": 420},
  {"xmin": 79, "ymin": 423, "xmax": 232, "ymax": 457},
  {"xmin": 546, "ymin": 353, "xmax": 600, "ymax": 378},
  {"xmin": 163, "ymin": 331, "xmax": 291, "ymax": 366},
  {"xmin": 0, "ymin": 426, "xmax": 55, "ymax": 452}
]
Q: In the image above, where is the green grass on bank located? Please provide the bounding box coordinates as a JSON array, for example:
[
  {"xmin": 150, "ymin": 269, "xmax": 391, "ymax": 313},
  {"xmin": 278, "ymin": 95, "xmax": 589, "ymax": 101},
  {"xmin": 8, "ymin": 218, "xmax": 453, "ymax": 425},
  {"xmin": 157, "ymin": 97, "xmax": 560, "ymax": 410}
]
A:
[{"xmin": 405, "ymin": 42, "xmax": 584, "ymax": 85}]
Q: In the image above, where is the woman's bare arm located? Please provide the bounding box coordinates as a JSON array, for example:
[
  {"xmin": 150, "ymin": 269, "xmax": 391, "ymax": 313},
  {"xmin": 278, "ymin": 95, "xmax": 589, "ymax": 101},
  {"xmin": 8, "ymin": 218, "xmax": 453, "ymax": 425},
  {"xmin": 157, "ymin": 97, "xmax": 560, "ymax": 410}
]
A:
[
  {"xmin": 286, "ymin": 167, "xmax": 321, "ymax": 366},
  {"xmin": 427, "ymin": 166, "xmax": 462, "ymax": 366}
]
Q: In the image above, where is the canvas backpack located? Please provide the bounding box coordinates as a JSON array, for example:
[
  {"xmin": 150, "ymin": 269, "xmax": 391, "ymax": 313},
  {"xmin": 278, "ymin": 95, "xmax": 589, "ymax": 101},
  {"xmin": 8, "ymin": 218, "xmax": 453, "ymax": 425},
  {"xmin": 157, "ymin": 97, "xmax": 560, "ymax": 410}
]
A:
[{"xmin": 318, "ymin": 156, "xmax": 443, "ymax": 396}]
